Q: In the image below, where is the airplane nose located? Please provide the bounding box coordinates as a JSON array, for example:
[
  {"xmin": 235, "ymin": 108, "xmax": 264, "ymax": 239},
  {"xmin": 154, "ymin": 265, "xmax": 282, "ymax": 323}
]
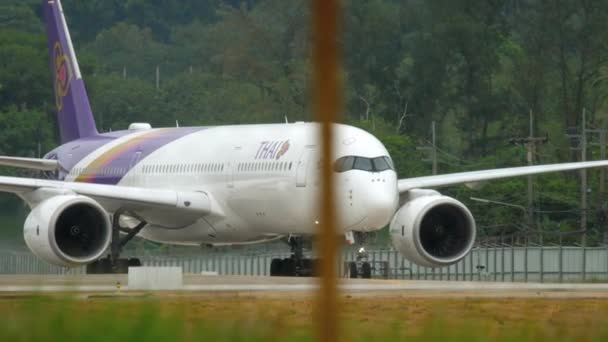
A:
[{"xmin": 363, "ymin": 174, "xmax": 399, "ymax": 230}]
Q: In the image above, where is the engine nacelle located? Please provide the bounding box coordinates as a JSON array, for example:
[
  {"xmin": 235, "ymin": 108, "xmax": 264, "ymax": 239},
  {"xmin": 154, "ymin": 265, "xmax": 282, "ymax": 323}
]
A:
[
  {"xmin": 24, "ymin": 195, "xmax": 111, "ymax": 267},
  {"xmin": 390, "ymin": 191, "xmax": 476, "ymax": 268}
]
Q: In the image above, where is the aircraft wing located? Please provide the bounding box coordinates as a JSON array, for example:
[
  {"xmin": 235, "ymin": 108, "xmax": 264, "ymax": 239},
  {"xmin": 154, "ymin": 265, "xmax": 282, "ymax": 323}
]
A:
[
  {"xmin": 398, "ymin": 160, "xmax": 608, "ymax": 193},
  {"xmin": 0, "ymin": 175, "xmax": 212, "ymax": 218},
  {"xmin": 0, "ymin": 156, "xmax": 59, "ymax": 171}
]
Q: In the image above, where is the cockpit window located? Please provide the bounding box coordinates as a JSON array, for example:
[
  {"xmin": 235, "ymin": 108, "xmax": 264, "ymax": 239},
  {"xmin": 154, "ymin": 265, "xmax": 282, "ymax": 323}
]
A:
[
  {"xmin": 333, "ymin": 156, "xmax": 394, "ymax": 173},
  {"xmin": 353, "ymin": 157, "xmax": 373, "ymax": 172},
  {"xmin": 334, "ymin": 156, "xmax": 355, "ymax": 172},
  {"xmin": 372, "ymin": 157, "xmax": 391, "ymax": 172}
]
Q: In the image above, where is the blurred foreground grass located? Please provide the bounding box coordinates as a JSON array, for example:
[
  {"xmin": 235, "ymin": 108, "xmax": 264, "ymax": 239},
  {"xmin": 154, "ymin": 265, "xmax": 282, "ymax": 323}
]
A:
[{"xmin": 0, "ymin": 295, "xmax": 607, "ymax": 341}]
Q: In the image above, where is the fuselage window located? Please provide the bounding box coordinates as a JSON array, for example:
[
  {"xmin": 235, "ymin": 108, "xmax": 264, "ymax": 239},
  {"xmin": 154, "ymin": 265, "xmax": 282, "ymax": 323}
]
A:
[{"xmin": 289, "ymin": 162, "xmax": 292, "ymax": 170}]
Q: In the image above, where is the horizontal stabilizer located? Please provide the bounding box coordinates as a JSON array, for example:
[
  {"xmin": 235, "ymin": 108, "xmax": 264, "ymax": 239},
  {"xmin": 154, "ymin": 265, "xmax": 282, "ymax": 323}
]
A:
[{"xmin": 0, "ymin": 156, "xmax": 59, "ymax": 171}]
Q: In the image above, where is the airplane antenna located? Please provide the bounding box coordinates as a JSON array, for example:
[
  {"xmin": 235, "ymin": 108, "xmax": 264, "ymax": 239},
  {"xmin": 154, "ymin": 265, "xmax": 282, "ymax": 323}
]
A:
[
  {"xmin": 285, "ymin": 116, "xmax": 289, "ymax": 124},
  {"xmin": 176, "ymin": 120, "xmax": 180, "ymax": 128}
]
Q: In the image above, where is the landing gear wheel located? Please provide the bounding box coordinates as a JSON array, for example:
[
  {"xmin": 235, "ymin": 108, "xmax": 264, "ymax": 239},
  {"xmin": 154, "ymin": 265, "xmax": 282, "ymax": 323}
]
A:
[
  {"xmin": 112, "ymin": 258, "xmax": 130, "ymax": 273},
  {"xmin": 349, "ymin": 262, "xmax": 358, "ymax": 278},
  {"xmin": 281, "ymin": 258, "xmax": 296, "ymax": 276},
  {"xmin": 86, "ymin": 209, "xmax": 147, "ymax": 275},
  {"xmin": 87, "ymin": 257, "xmax": 136, "ymax": 274},
  {"xmin": 128, "ymin": 258, "xmax": 142, "ymax": 267},
  {"xmin": 300, "ymin": 258, "xmax": 314, "ymax": 277},
  {"xmin": 270, "ymin": 258, "xmax": 282, "ymax": 276},
  {"xmin": 361, "ymin": 262, "xmax": 372, "ymax": 279}
]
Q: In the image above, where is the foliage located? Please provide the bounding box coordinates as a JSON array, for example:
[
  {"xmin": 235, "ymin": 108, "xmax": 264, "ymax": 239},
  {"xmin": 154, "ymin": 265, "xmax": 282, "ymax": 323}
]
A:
[{"xmin": 1, "ymin": 297, "xmax": 608, "ymax": 341}]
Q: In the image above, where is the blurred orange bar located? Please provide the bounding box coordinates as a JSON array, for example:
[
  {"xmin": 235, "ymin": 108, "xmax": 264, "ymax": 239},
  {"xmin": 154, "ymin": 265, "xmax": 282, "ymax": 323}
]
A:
[{"xmin": 312, "ymin": 0, "xmax": 342, "ymax": 342}]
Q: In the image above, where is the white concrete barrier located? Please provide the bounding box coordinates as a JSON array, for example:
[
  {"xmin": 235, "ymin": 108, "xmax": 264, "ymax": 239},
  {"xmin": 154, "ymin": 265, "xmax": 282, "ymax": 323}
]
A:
[{"xmin": 128, "ymin": 267, "xmax": 183, "ymax": 290}]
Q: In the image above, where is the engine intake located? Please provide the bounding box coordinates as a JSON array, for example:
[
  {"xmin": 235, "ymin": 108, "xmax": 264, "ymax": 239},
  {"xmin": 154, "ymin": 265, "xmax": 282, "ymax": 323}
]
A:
[
  {"xmin": 24, "ymin": 195, "xmax": 111, "ymax": 267},
  {"xmin": 390, "ymin": 191, "xmax": 476, "ymax": 267}
]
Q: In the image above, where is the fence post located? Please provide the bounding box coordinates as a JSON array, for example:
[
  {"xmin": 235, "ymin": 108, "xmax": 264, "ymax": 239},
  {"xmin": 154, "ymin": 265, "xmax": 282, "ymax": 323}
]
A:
[
  {"xmin": 395, "ymin": 251, "xmax": 400, "ymax": 279},
  {"xmin": 582, "ymin": 244, "xmax": 586, "ymax": 282},
  {"xmin": 469, "ymin": 248, "xmax": 474, "ymax": 281},
  {"xmin": 402, "ymin": 254, "xmax": 407, "ymax": 280},
  {"xmin": 524, "ymin": 236, "xmax": 528, "ymax": 283},
  {"xmin": 539, "ymin": 233, "xmax": 544, "ymax": 283},
  {"xmin": 511, "ymin": 236, "xmax": 515, "ymax": 282},
  {"xmin": 559, "ymin": 235, "xmax": 563, "ymax": 283},
  {"xmin": 493, "ymin": 245, "xmax": 497, "ymax": 282},
  {"xmin": 485, "ymin": 246, "xmax": 490, "ymax": 281},
  {"xmin": 501, "ymin": 234, "xmax": 505, "ymax": 282}
]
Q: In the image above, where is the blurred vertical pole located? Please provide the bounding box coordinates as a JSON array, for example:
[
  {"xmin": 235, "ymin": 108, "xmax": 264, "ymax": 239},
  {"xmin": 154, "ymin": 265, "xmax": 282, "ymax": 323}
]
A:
[
  {"xmin": 156, "ymin": 65, "xmax": 160, "ymax": 90},
  {"xmin": 431, "ymin": 121, "xmax": 438, "ymax": 175},
  {"xmin": 581, "ymin": 109, "xmax": 587, "ymax": 281},
  {"xmin": 312, "ymin": 0, "xmax": 341, "ymax": 341}
]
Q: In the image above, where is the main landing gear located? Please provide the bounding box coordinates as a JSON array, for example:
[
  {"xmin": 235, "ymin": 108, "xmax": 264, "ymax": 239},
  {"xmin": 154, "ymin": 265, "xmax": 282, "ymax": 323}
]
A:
[
  {"xmin": 270, "ymin": 236, "xmax": 316, "ymax": 277},
  {"xmin": 86, "ymin": 209, "xmax": 145, "ymax": 274}
]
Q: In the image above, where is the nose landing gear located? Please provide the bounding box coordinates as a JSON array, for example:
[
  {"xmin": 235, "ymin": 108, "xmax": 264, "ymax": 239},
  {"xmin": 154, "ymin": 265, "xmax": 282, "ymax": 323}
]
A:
[
  {"xmin": 347, "ymin": 232, "xmax": 373, "ymax": 279},
  {"xmin": 348, "ymin": 247, "xmax": 372, "ymax": 279}
]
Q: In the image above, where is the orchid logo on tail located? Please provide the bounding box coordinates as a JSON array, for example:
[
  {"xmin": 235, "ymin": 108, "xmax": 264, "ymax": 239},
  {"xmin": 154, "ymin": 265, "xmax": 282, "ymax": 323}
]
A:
[{"xmin": 53, "ymin": 42, "xmax": 73, "ymax": 110}]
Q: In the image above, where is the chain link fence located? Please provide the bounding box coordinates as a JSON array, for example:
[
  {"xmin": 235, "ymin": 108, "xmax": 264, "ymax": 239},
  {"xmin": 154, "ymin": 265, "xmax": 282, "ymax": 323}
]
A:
[{"xmin": 2, "ymin": 245, "xmax": 608, "ymax": 283}]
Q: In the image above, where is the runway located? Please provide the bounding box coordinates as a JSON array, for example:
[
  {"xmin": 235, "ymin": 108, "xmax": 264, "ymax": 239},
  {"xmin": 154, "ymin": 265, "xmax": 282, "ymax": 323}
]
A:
[{"xmin": 1, "ymin": 274, "xmax": 608, "ymax": 298}]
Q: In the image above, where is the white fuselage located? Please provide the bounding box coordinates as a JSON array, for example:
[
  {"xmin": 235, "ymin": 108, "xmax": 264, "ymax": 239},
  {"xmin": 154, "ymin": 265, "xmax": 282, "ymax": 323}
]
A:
[{"xmin": 63, "ymin": 123, "xmax": 399, "ymax": 246}]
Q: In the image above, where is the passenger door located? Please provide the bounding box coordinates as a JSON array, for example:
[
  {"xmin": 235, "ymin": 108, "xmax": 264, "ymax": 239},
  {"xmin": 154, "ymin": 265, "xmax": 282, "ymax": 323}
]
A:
[{"xmin": 296, "ymin": 147, "xmax": 314, "ymax": 187}]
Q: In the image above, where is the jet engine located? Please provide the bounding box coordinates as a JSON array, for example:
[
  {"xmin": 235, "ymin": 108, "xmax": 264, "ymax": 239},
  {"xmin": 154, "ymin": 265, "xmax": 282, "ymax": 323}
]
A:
[
  {"xmin": 389, "ymin": 190, "xmax": 476, "ymax": 268},
  {"xmin": 24, "ymin": 195, "xmax": 111, "ymax": 267}
]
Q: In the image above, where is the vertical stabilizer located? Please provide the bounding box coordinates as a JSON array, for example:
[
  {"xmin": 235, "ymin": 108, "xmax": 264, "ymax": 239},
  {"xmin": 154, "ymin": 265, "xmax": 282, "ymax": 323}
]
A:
[{"xmin": 44, "ymin": 0, "xmax": 98, "ymax": 144}]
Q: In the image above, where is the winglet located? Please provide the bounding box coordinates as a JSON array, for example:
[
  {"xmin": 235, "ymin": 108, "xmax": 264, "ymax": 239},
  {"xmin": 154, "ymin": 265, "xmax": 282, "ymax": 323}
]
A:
[{"xmin": 43, "ymin": 0, "xmax": 98, "ymax": 144}]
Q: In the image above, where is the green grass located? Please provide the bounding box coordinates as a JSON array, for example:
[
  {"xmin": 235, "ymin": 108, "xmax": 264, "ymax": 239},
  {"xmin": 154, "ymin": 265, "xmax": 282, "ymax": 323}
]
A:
[{"xmin": 1, "ymin": 296, "xmax": 608, "ymax": 341}]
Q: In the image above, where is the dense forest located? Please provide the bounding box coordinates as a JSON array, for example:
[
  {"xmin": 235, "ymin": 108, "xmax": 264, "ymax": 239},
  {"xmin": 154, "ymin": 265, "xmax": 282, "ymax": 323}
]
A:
[{"xmin": 2, "ymin": 0, "xmax": 608, "ymax": 247}]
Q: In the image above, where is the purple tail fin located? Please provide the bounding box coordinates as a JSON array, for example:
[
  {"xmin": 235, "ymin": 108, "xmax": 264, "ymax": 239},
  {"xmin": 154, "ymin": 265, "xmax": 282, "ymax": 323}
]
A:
[{"xmin": 43, "ymin": 0, "xmax": 98, "ymax": 144}]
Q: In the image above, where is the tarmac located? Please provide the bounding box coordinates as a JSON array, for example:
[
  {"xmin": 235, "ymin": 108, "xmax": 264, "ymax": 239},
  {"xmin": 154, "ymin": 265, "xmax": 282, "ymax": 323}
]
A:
[{"xmin": 1, "ymin": 274, "xmax": 608, "ymax": 298}]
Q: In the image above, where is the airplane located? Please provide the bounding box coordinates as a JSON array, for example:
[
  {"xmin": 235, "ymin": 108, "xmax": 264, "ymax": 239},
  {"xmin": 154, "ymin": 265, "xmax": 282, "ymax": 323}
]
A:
[{"xmin": 2, "ymin": 0, "xmax": 607, "ymax": 276}]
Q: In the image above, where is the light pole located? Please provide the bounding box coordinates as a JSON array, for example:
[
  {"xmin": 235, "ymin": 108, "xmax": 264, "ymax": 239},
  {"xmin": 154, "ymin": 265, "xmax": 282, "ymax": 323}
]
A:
[{"xmin": 470, "ymin": 196, "xmax": 533, "ymax": 282}]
